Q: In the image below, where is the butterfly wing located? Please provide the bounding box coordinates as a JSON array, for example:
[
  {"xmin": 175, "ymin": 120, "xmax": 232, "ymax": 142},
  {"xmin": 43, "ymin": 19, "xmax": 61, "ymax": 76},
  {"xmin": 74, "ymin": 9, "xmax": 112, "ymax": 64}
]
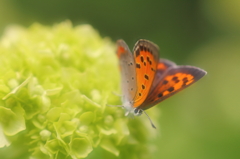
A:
[
  {"xmin": 132, "ymin": 39, "xmax": 159, "ymax": 107},
  {"xmin": 116, "ymin": 40, "xmax": 137, "ymax": 102},
  {"xmin": 139, "ymin": 65, "xmax": 207, "ymax": 110},
  {"xmin": 151, "ymin": 58, "xmax": 176, "ymax": 89}
]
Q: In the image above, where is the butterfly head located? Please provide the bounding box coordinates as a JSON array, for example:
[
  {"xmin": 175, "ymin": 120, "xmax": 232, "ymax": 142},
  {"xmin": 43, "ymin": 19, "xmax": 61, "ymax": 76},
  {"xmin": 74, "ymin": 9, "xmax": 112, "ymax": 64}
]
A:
[
  {"xmin": 122, "ymin": 100, "xmax": 156, "ymax": 128},
  {"xmin": 122, "ymin": 100, "xmax": 143, "ymax": 117}
]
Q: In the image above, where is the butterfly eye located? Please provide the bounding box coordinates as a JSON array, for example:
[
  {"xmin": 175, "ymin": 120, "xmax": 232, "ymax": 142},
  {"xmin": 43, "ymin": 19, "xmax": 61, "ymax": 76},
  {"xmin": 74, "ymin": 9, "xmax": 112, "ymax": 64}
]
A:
[{"xmin": 134, "ymin": 108, "xmax": 143, "ymax": 116}]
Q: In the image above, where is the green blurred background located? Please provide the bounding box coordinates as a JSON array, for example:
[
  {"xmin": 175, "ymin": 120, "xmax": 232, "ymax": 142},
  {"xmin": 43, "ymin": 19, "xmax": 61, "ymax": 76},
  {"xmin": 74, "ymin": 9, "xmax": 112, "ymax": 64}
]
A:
[{"xmin": 1, "ymin": 0, "xmax": 240, "ymax": 159}]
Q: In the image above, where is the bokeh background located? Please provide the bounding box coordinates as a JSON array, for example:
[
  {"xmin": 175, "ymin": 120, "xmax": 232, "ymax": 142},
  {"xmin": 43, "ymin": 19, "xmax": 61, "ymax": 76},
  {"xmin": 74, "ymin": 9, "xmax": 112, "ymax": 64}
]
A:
[{"xmin": 0, "ymin": 0, "xmax": 240, "ymax": 159}]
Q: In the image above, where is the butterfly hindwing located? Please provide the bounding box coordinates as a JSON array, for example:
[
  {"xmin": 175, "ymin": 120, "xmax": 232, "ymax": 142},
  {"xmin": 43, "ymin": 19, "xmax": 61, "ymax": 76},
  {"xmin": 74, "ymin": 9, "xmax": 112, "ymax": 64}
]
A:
[
  {"xmin": 151, "ymin": 58, "xmax": 176, "ymax": 89},
  {"xmin": 139, "ymin": 65, "xmax": 207, "ymax": 110},
  {"xmin": 117, "ymin": 40, "xmax": 137, "ymax": 102},
  {"xmin": 132, "ymin": 39, "xmax": 159, "ymax": 107}
]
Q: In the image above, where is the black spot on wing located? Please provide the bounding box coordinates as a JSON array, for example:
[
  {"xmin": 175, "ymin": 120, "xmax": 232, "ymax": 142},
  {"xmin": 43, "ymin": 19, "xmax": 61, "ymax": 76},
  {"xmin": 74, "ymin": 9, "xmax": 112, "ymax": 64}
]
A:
[
  {"xmin": 136, "ymin": 63, "xmax": 141, "ymax": 68},
  {"xmin": 172, "ymin": 76, "xmax": 180, "ymax": 83},
  {"xmin": 147, "ymin": 56, "xmax": 150, "ymax": 62},
  {"xmin": 163, "ymin": 80, "xmax": 168, "ymax": 85},
  {"xmin": 167, "ymin": 87, "xmax": 174, "ymax": 92},
  {"xmin": 144, "ymin": 74, "xmax": 149, "ymax": 80},
  {"xmin": 158, "ymin": 93, "xmax": 163, "ymax": 98},
  {"xmin": 140, "ymin": 56, "xmax": 144, "ymax": 62},
  {"xmin": 151, "ymin": 68, "xmax": 156, "ymax": 72},
  {"xmin": 172, "ymin": 76, "xmax": 178, "ymax": 80},
  {"xmin": 182, "ymin": 77, "xmax": 188, "ymax": 83},
  {"xmin": 136, "ymin": 49, "xmax": 140, "ymax": 57},
  {"xmin": 146, "ymin": 56, "xmax": 152, "ymax": 65}
]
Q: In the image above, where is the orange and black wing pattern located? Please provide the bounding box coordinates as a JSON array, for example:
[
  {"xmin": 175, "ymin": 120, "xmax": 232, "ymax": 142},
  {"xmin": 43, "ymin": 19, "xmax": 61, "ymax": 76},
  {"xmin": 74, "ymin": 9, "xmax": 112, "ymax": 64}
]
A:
[
  {"xmin": 151, "ymin": 58, "xmax": 176, "ymax": 89},
  {"xmin": 132, "ymin": 40, "xmax": 159, "ymax": 107},
  {"xmin": 139, "ymin": 65, "xmax": 207, "ymax": 110}
]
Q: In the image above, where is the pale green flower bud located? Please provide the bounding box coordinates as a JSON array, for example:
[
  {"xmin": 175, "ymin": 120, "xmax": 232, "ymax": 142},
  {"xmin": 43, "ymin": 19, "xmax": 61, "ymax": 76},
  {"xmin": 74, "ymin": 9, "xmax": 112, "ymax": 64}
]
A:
[{"xmin": 0, "ymin": 21, "xmax": 159, "ymax": 159}]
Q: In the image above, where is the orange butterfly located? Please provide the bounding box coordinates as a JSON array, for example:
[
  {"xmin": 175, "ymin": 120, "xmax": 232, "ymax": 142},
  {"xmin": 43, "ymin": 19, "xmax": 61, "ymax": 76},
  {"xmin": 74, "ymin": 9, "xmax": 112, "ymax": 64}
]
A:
[{"xmin": 116, "ymin": 39, "xmax": 206, "ymax": 128}]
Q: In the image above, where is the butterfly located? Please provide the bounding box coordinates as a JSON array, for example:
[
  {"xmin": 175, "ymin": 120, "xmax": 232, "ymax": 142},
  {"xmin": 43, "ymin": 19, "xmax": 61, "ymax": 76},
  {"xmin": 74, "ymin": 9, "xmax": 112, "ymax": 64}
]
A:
[{"xmin": 116, "ymin": 39, "xmax": 207, "ymax": 128}]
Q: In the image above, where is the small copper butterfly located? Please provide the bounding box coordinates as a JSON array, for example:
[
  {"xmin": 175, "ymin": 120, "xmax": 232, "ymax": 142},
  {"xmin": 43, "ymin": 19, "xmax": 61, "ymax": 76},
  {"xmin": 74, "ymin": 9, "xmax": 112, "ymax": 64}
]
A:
[{"xmin": 116, "ymin": 39, "xmax": 207, "ymax": 128}]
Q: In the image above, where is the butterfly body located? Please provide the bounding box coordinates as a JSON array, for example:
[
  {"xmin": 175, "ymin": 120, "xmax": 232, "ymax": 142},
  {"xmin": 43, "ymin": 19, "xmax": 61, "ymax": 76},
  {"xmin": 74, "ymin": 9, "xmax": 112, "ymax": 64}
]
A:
[{"xmin": 116, "ymin": 39, "xmax": 206, "ymax": 127}]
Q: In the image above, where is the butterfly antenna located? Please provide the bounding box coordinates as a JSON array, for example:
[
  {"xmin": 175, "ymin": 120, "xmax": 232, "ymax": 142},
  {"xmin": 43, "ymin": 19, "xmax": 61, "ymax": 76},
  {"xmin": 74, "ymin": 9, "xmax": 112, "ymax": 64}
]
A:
[
  {"xmin": 142, "ymin": 110, "xmax": 156, "ymax": 129},
  {"xmin": 106, "ymin": 104, "xmax": 124, "ymax": 108},
  {"xmin": 111, "ymin": 91, "xmax": 122, "ymax": 97}
]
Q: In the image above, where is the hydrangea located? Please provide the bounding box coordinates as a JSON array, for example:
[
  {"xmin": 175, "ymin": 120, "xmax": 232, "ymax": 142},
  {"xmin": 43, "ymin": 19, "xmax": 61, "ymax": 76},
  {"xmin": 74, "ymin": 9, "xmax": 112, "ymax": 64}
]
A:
[{"xmin": 0, "ymin": 21, "xmax": 159, "ymax": 159}]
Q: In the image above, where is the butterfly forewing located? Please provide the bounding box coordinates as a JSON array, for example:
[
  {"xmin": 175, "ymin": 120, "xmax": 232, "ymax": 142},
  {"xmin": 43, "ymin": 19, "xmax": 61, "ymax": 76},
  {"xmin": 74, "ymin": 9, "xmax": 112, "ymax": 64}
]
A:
[
  {"xmin": 116, "ymin": 40, "xmax": 137, "ymax": 102},
  {"xmin": 139, "ymin": 65, "xmax": 207, "ymax": 110},
  {"xmin": 132, "ymin": 39, "xmax": 159, "ymax": 107}
]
